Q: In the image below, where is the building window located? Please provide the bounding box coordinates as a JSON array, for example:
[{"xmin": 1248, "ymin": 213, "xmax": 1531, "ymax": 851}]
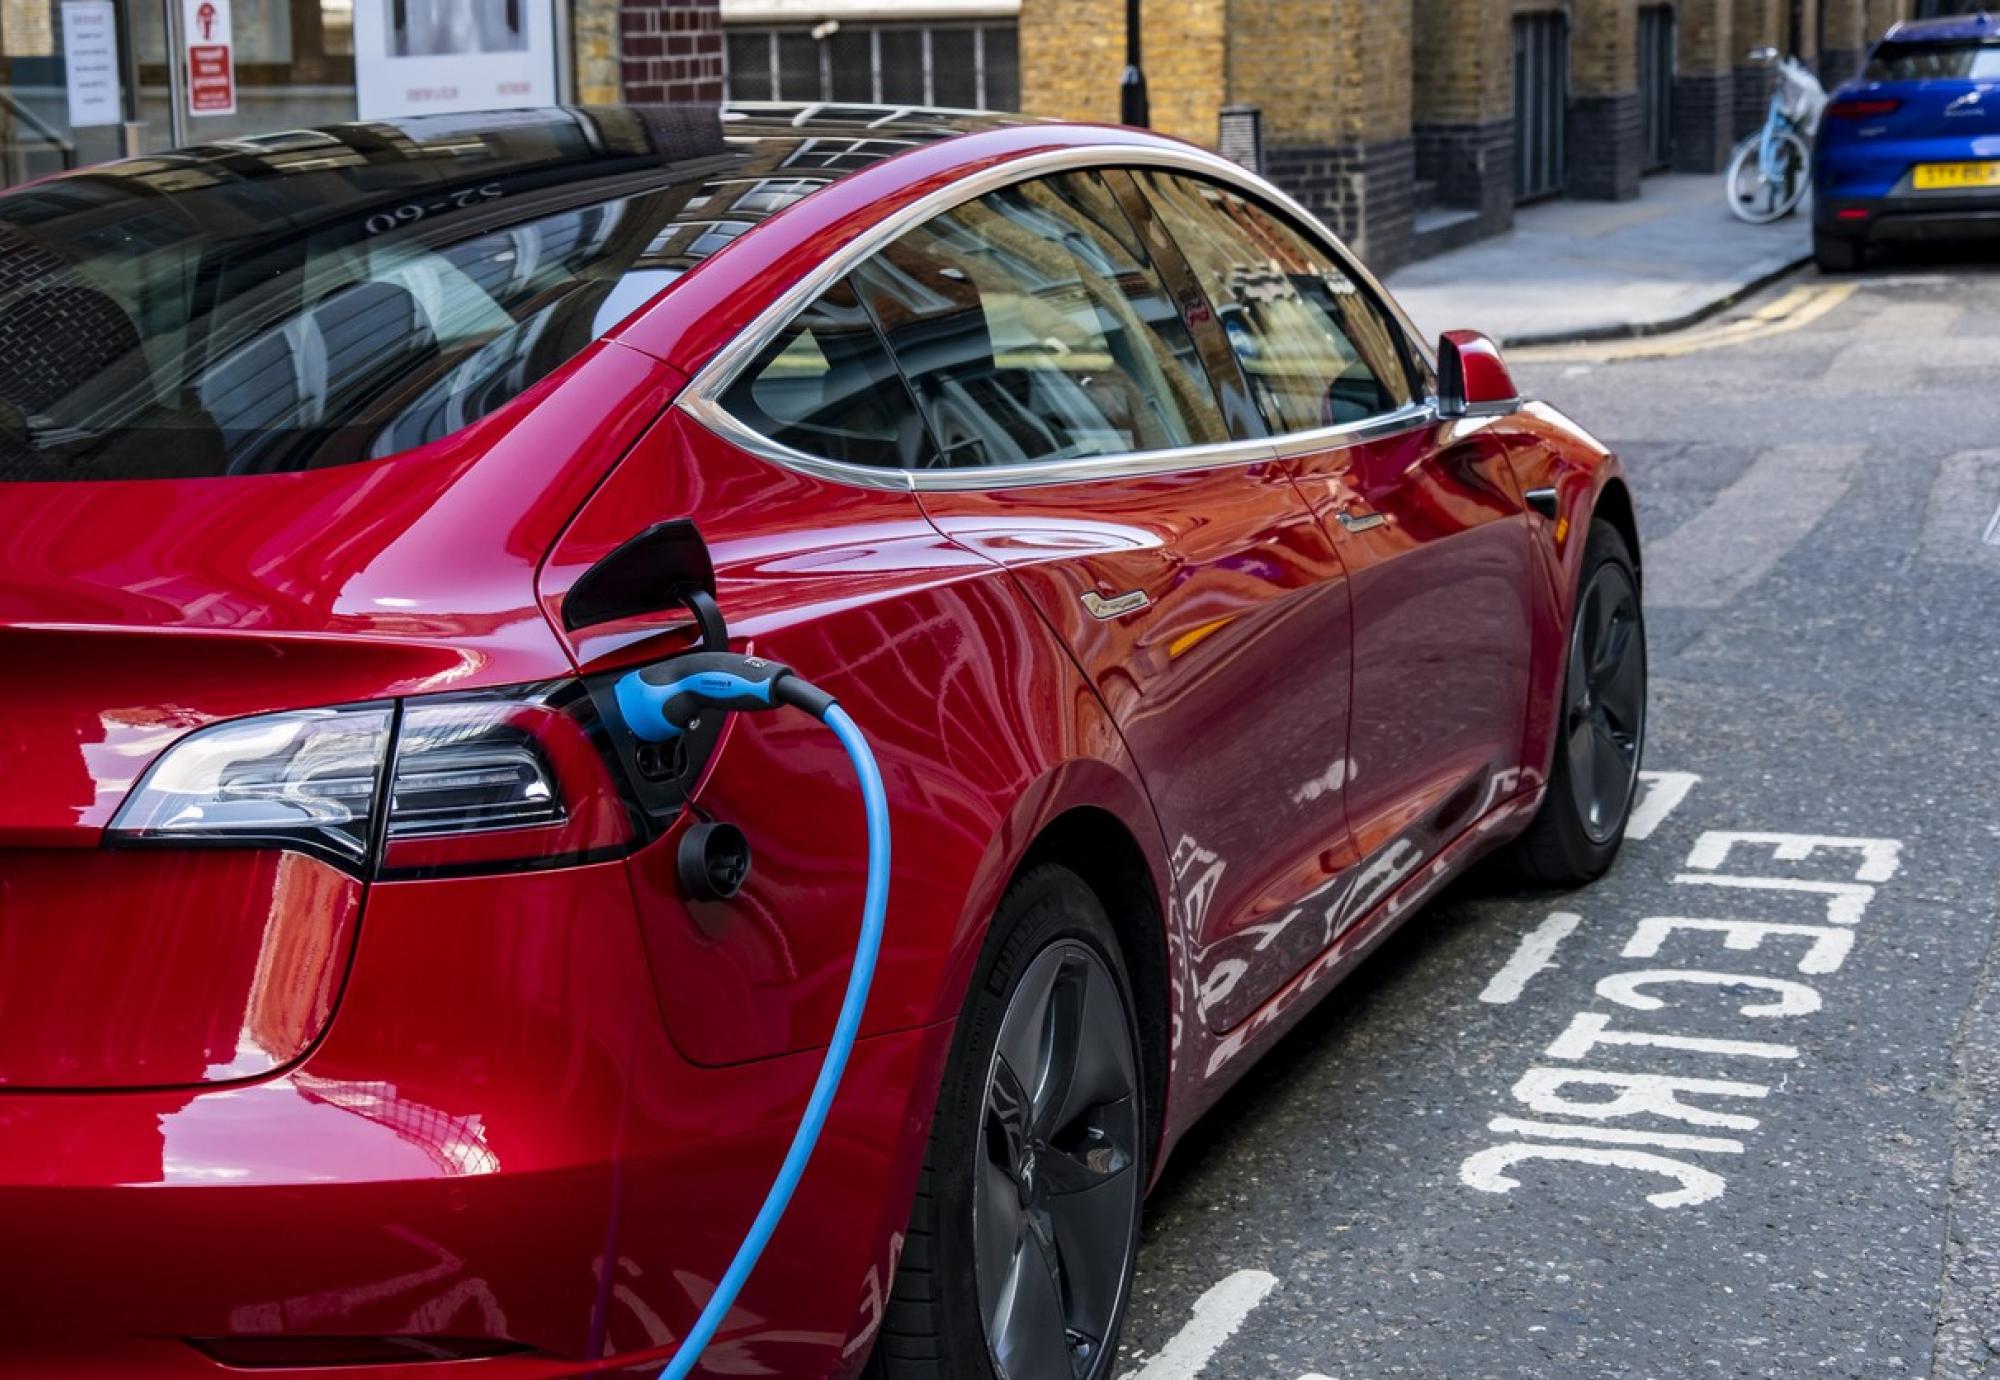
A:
[{"xmin": 724, "ymin": 22, "xmax": 1019, "ymax": 111}]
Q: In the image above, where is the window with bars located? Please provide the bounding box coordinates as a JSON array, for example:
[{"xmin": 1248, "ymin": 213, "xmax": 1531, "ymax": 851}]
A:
[{"xmin": 724, "ymin": 22, "xmax": 1021, "ymax": 111}]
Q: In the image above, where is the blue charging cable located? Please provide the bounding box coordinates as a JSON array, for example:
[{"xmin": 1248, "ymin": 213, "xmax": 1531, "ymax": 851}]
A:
[{"xmin": 614, "ymin": 652, "xmax": 890, "ymax": 1380}]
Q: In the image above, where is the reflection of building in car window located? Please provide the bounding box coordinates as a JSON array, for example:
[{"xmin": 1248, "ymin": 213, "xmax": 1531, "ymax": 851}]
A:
[
  {"xmin": 391, "ymin": 0, "xmax": 527, "ymax": 57},
  {"xmin": 837, "ymin": 172, "xmax": 1226, "ymax": 470},
  {"xmin": 0, "ymin": 106, "xmax": 962, "ymax": 482}
]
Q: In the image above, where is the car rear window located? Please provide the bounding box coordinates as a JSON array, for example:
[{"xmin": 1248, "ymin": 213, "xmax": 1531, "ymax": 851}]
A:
[
  {"xmin": 0, "ymin": 109, "xmax": 853, "ymax": 482},
  {"xmin": 1865, "ymin": 39, "xmax": 2000, "ymax": 82}
]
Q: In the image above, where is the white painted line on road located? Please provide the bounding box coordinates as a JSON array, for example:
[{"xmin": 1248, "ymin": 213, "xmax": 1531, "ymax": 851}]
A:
[
  {"xmin": 1684, "ymin": 831, "xmax": 1901, "ymax": 883},
  {"xmin": 1672, "ymin": 872, "xmax": 1874, "ymax": 924},
  {"xmin": 1919, "ymin": 451, "xmax": 2000, "ymax": 562},
  {"xmin": 1546, "ymin": 1010, "xmax": 1799, "ymax": 1061},
  {"xmin": 1626, "ymin": 770, "xmax": 1701, "ymax": 841},
  {"xmin": 1479, "ymin": 911, "xmax": 1582, "ymax": 1005},
  {"xmin": 1487, "ymin": 1115, "xmax": 1744, "ymax": 1155},
  {"xmin": 1119, "ymin": 1269, "xmax": 1278, "ymax": 1380},
  {"xmin": 1644, "ymin": 444, "xmax": 1866, "ymax": 609},
  {"xmin": 1465, "ymin": 825, "xmax": 1908, "ymax": 1211}
]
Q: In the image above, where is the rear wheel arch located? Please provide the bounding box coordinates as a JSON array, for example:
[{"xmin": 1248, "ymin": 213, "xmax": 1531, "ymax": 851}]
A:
[
  {"xmin": 1592, "ymin": 476, "xmax": 1642, "ymax": 595},
  {"xmin": 1015, "ymin": 806, "xmax": 1173, "ymax": 1173}
]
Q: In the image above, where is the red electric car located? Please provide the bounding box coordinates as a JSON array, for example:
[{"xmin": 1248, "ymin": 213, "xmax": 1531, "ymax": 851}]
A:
[{"xmin": 0, "ymin": 105, "xmax": 1645, "ymax": 1378}]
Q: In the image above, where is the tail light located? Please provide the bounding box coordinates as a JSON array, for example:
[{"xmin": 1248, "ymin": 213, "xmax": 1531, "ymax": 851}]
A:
[
  {"xmin": 108, "ymin": 680, "xmax": 657, "ymax": 879},
  {"xmin": 1827, "ymin": 97, "xmax": 1903, "ymax": 119}
]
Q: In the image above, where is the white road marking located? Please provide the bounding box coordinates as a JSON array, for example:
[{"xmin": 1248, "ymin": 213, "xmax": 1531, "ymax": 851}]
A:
[
  {"xmin": 1643, "ymin": 444, "xmax": 1866, "ymax": 609},
  {"xmin": 1596, "ymin": 968, "xmax": 1822, "ymax": 1017},
  {"xmin": 1671, "ymin": 872, "xmax": 1874, "ymax": 924},
  {"xmin": 1479, "ymin": 911, "xmax": 1582, "ymax": 1005},
  {"xmin": 1465, "ymin": 826, "xmax": 1906, "ymax": 1210},
  {"xmin": 1460, "ymin": 1143, "xmax": 1726, "ymax": 1209},
  {"xmin": 1513, "ymin": 1067, "xmax": 1770, "ymax": 1130},
  {"xmin": 1623, "ymin": 916, "xmax": 1855, "ymax": 976},
  {"xmin": 1919, "ymin": 451, "xmax": 2000, "ymax": 562},
  {"xmin": 1119, "ymin": 1269, "xmax": 1278, "ymax": 1380},
  {"xmin": 1684, "ymin": 831, "xmax": 1901, "ymax": 883},
  {"xmin": 1487, "ymin": 1115, "xmax": 1744, "ymax": 1155},
  {"xmin": 1626, "ymin": 770, "xmax": 1701, "ymax": 841},
  {"xmin": 1546, "ymin": 1010, "xmax": 1799, "ymax": 1061}
]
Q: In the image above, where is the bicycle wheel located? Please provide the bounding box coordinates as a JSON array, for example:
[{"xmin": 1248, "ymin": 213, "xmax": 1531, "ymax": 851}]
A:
[{"xmin": 1727, "ymin": 131, "xmax": 1811, "ymax": 224}]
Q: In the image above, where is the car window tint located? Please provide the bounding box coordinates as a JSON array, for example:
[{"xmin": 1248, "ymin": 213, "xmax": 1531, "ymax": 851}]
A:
[
  {"xmin": 715, "ymin": 276, "xmax": 931, "ymax": 470},
  {"xmin": 1134, "ymin": 171, "xmax": 1414, "ymax": 434},
  {"xmin": 1866, "ymin": 40, "xmax": 2000, "ymax": 81},
  {"xmin": 848, "ymin": 170, "xmax": 1228, "ymax": 468}
]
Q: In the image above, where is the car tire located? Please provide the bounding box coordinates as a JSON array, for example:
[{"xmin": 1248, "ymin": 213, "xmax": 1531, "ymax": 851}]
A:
[
  {"xmin": 1493, "ymin": 518, "xmax": 1647, "ymax": 889},
  {"xmin": 1814, "ymin": 229, "xmax": 1864, "ymax": 273},
  {"xmin": 866, "ymin": 864, "xmax": 1145, "ymax": 1380}
]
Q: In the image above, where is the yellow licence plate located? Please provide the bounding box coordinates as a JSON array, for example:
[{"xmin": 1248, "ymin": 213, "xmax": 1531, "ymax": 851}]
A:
[{"xmin": 1913, "ymin": 161, "xmax": 2000, "ymax": 190}]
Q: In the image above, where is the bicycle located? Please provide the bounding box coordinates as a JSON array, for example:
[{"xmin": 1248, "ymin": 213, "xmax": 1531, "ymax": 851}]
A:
[{"xmin": 1726, "ymin": 48, "xmax": 1827, "ymax": 224}]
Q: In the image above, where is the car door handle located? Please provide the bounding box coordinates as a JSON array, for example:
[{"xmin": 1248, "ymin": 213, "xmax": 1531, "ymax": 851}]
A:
[
  {"xmin": 1081, "ymin": 589, "xmax": 1151, "ymax": 619},
  {"xmin": 1337, "ymin": 510, "xmax": 1387, "ymax": 533}
]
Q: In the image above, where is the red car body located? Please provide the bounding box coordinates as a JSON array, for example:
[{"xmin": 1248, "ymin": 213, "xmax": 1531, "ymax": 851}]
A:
[{"xmin": 0, "ymin": 106, "xmax": 1636, "ymax": 1377}]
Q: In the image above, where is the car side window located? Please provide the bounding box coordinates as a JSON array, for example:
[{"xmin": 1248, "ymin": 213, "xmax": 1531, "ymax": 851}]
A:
[
  {"xmin": 847, "ymin": 170, "xmax": 1229, "ymax": 468},
  {"xmin": 1134, "ymin": 170, "xmax": 1415, "ymax": 435},
  {"xmin": 715, "ymin": 276, "xmax": 934, "ymax": 470}
]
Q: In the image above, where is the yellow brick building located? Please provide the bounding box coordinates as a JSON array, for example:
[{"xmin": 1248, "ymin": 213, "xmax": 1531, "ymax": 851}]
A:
[{"xmin": 722, "ymin": 0, "xmax": 1928, "ymax": 267}]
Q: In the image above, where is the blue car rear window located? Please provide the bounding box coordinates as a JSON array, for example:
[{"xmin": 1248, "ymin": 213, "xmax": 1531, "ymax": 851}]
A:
[{"xmin": 1865, "ymin": 39, "xmax": 2000, "ymax": 82}]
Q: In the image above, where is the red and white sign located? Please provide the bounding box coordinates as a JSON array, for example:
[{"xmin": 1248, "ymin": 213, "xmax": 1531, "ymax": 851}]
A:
[{"xmin": 183, "ymin": 0, "xmax": 235, "ymax": 117}]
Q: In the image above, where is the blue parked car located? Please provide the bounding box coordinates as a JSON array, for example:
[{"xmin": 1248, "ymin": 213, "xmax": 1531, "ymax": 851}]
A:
[{"xmin": 1813, "ymin": 11, "xmax": 2000, "ymax": 270}]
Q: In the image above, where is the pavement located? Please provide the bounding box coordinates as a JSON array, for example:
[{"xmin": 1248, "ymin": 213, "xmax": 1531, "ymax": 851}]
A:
[
  {"xmin": 1120, "ymin": 253, "xmax": 2000, "ymax": 1379},
  {"xmin": 1385, "ymin": 174, "xmax": 1813, "ymax": 347}
]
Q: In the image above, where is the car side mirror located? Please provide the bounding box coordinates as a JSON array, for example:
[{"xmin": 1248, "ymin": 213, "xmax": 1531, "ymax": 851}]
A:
[{"xmin": 1436, "ymin": 330, "xmax": 1520, "ymax": 420}]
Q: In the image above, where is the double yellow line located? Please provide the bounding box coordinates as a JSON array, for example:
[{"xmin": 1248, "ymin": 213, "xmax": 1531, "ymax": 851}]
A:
[{"xmin": 1512, "ymin": 280, "xmax": 1859, "ymax": 363}]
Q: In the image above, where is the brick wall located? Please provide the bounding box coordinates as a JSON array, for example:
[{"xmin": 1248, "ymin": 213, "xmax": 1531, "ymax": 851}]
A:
[
  {"xmin": 576, "ymin": 0, "xmax": 621, "ymax": 104},
  {"xmin": 1865, "ymin": 0, "xmax": 1908, "ymax": 42},
  {"xmin": 1411, "ymin": 0, "xmax": 1514, "ymax": 241},
  {"xmin": 1020, "ymin": 0, "xmax": 1225, "ymax": 145},
  {"xmin": 619, "ymin": 0, "xmax": 723, "ymax": 104},
  {"xmin": 1415, "ymin": 0, "xmax": 1513, "ymax": 124},
  {"xmin": 1223, "ymin": 0, "xmax": 1415, "ymax": 263},
  {"xmin": 1152, "ymin": 0, "xmax": 1229, "ymax": 144},
  {"xmin": 1021, "ymin": 0, "xmax": 1123, "ymax": 124},
  {"xmin": 1819, "ymin": 0, "xmax": 1866, "ymax": 82},
  {"xmin": 1673, "ymin": 0, "xmax": 1735, "ymax": 170},
  {"xmin": 1010, "ymin": 0, "xmax": 1926, "ymax": 266}
]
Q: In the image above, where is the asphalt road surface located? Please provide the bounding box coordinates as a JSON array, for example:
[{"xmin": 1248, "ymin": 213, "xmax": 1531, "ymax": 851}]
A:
[{"xmin": 1116, "ymin": 253, "xmax": 2000, "ymax": 1380}]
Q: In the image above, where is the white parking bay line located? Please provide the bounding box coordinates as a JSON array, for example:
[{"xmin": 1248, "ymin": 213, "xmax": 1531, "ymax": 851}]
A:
[
  {"xmin": 1919, "ymin": 450, "xmax": 2000, "ymax": 563},
  {"xmin": 1644, "ymin": 444, "xmax": 1866, "ymax": 609},
  {"xmin": 1479, "ymin": 911, "xmax": 1582, "ymax": 1005},
  {"xmin": 1120, "ymin": 1270, "xmax": 1278, "ymax": 1380},
  {"xmin": 1626, "ymin": 770, "xmax": 1701, "ymax": 841}
]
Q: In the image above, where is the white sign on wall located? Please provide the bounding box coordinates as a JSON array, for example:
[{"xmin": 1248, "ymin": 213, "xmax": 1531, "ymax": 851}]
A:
[
  {"xmin": 60, "ymin": 0, "xmax": 121, "ymax": 129},
  {"xmin": 353, "ymin": 0, "xmax": 560, "ymax": 120}
]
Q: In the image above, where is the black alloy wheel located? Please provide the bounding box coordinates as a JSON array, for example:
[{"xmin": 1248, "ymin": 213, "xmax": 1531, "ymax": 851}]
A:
[
  {"xmin": 1494, "ymin": 518, "xmax": 1648, "ymax": 887},
  {"xmin": 974, "ymin": 940, "xmax": 1142, "ymax": 1379},
  {"xmin": 1565, "ymin": 545, "xmax": 1646, "ymax": 845},
  {"xmin": 868, "ymin": 865, "xmax": 1145, "ymax": 1380}
]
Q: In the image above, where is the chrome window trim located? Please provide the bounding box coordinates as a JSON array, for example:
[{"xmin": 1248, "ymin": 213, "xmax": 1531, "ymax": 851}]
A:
[{"xmin": 676, "ymin": 141, "xmax": 1445, "ymax": 492}]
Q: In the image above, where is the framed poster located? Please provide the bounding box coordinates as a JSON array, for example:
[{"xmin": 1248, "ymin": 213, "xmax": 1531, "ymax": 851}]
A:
[
  {"xmin": 354, "ymin": 0, "xmax": 560, "ymax": 119},
  {"xmin": 60, "ymin": 0, "xmax": 122, "ymax": 128}
]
